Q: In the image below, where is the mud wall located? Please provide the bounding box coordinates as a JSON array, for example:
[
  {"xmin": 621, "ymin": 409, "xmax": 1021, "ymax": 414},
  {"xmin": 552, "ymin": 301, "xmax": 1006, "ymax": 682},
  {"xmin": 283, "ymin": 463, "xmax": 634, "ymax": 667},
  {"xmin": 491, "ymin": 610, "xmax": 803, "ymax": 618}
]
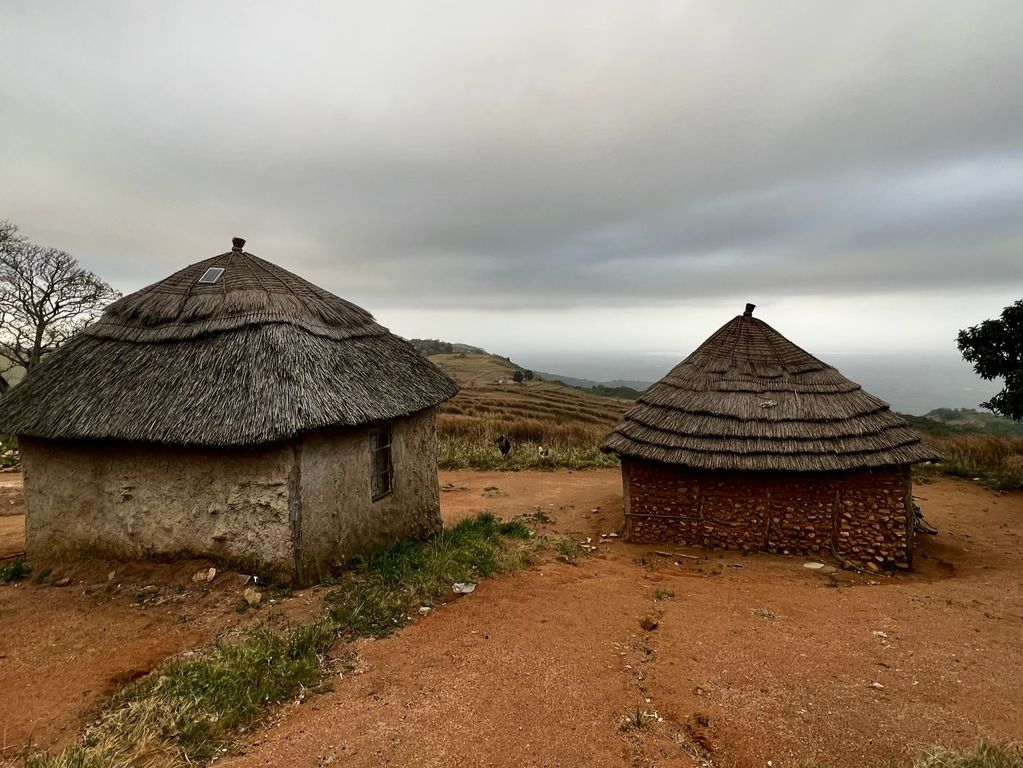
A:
[
  {"xmin": 622, "ymin": 459, "xmax": 914, "ymax": 568},
  {"xmin": 296, "ymin": 408, "xmax": 443, "ymax": 583},
  {"xmin": 19, "ymin": 437, "xmax": 296, "ymax": 580}
]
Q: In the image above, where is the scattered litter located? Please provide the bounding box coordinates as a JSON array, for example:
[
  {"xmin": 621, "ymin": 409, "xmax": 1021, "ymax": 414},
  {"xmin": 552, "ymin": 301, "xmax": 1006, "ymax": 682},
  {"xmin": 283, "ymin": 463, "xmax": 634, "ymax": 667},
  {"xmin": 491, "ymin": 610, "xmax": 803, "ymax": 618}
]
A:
[
  {"xmin": 107, "ymin": 570, "xmax": 116, "ymax": 581},
  {"xmin": 53, "ymin": 577, "xmax": 71, "ymax": 588},
  {"xmin": 869, "ymin": 682, "xmax": 885, "ymax": 690},
  {"xmin": 872, "ymin": 630, "xmax": 889, "ymax": 640},
  {"xmin": 803, "ymin": 562, "xmax": 826, "ymax": 570},
  {"xmin": 452, "ymin": 582, "xmax": 476, "ymax": 595},
  {"xmin": 418, "ymin": 606, "xmax": 432, "ymax": 616}
]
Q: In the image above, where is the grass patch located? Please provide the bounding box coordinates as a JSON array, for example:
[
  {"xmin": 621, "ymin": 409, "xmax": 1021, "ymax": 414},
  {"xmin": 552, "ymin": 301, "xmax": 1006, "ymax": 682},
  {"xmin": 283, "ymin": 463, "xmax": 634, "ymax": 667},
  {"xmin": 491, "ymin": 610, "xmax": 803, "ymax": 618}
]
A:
[
  {"xmin": 915, "ymin": 741, "xmax": 1023, "ymax": 768},
  {"xmin": 917, "ymin": 435, "xmax": 1023, "ymax": 490},
  {"xmin": 552, "ymin": 537, "xmax": 585, "ymax": 564},
  {"xmin": 619, "ymin": 707, "xmax": 659, "ymax": 732},
  {"xmin": 438, "ymin": 438, "xmax": 617, "ymax": 471},
  {"xmin": 26, "ymin": 619, "xmax": 335, "ymax": 768},
  {"xmin": 0, "ymin": 556, "xmax": 28, "ymax": 583},
  {"xmin": 653, "ymin": 588, "xmax": 675, "ymax": 601},
  {"xmin": 327, "ymin": 513, "xmax": 533, "ymax": 639}
]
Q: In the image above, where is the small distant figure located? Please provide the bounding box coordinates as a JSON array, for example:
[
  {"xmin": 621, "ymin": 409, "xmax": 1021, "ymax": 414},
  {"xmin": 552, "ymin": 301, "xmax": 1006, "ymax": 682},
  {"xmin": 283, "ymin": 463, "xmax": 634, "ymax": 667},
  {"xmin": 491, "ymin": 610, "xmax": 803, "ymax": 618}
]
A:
[
  {"xmin": 494, "ymin": 435, "xmax": 512, "ymax": 457},
  {"xmin": 538, "ymin": 446, "xmax": 550, "ymax": 459}
]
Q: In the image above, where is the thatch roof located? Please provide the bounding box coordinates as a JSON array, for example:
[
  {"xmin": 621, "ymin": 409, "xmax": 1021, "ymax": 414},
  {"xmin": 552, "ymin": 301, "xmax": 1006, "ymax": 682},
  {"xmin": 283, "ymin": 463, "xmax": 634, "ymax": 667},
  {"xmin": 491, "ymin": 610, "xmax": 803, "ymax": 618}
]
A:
[
  {"xmin": 0, "ymin": 238, "xmax": 458, "ymax": 446},
  {"xmin": 601, "ymin": 304, "xmax": 939, "ymax": 472}
]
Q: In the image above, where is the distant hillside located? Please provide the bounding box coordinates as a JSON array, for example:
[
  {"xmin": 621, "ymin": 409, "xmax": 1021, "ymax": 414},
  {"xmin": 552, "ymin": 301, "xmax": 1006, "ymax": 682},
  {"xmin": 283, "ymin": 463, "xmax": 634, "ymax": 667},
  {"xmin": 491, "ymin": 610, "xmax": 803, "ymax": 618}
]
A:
[
  {"xmin": 424, "ymin": 348, "xmax": 631, "ymax": 470},
  {"xmin": 407, "ymin": 339, "xmax": 648, "ymax": 396},
  {"xmin": 408, "ymin": 338, "xmax": 486, "ymax": 357},
  {"xmin": 901, "ymin": 408, "xmax": 1023, "ymax": 437}
]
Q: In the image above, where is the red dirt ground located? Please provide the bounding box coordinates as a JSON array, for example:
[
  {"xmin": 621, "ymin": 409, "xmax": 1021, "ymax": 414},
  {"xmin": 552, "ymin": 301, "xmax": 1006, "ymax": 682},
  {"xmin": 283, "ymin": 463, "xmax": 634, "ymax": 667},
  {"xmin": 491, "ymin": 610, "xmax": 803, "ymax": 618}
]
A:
[{"xmin": 2, "ymin": 470, "xmax": 1022, "ymax": 767}]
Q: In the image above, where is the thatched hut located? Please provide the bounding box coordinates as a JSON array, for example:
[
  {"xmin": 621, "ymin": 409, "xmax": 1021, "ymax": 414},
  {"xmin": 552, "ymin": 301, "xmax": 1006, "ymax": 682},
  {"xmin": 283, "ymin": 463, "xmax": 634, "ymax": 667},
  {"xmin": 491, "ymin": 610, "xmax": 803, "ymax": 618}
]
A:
[
  {"xmin": 0, "ymin": 238, "xmax": 458, "ymax": 584},
  {"xmin": 601, "ymin": 304, "xmax": 938, "ymax": 569}
]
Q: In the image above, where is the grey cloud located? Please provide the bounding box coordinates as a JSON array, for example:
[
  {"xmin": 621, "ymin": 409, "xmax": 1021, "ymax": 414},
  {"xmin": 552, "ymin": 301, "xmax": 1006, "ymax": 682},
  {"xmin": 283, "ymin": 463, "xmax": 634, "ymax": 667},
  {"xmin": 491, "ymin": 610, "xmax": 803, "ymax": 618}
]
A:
[{"xmin": 1, "ymin": 0, "xmax": 1022, "ymax": 313}]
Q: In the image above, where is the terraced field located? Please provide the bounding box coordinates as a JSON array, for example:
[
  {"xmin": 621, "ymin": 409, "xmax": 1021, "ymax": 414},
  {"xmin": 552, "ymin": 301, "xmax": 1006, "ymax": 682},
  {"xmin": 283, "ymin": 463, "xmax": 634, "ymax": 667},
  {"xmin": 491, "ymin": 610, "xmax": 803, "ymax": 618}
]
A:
[{"xmin": 428, "ymin": 352, "xmax": 631, "ymax": 469}]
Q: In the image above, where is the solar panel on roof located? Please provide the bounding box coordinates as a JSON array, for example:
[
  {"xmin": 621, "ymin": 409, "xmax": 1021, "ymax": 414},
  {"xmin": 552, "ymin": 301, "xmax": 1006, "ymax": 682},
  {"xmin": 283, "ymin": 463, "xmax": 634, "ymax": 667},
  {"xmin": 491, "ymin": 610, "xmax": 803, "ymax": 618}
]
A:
[{"xmin": 198, "ymin": 267, "xmax": 225, "ymax": 285}]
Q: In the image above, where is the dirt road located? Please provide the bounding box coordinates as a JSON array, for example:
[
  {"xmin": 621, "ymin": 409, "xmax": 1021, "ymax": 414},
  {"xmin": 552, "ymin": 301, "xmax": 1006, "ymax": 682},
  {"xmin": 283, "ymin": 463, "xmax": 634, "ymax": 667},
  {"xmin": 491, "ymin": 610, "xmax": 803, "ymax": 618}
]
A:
[
  {"xmin": 222, "ymin": 471, "xmax": 1022, "ymax": 768},
  {"xmin": 2, "ymin": 471, "xmax": 1021, "ymax": 766}
]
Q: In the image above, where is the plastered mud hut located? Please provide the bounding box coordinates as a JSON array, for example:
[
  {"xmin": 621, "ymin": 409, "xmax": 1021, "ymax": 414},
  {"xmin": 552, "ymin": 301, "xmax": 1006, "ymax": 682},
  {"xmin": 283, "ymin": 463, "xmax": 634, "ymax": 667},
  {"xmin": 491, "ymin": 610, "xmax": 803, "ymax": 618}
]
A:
[
  {"xmin": 0, "ymin": 238, "xmax": 458, "ymax": 584},
  {"xmin": 601, "ymin": 304, "xmax": 939, "ymax": 569}
]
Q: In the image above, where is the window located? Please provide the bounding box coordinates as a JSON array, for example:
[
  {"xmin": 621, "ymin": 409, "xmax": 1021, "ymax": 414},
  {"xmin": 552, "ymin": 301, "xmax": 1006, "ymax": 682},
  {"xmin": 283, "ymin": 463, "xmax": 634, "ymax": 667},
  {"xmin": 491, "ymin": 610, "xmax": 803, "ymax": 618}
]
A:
[
  {"xmin": 198, "ymin": 267, "xmax": 225, "ymax": 284},
  {"xmin": 370, "ymin": 424, "xmax": 393, "ymax": 500}
]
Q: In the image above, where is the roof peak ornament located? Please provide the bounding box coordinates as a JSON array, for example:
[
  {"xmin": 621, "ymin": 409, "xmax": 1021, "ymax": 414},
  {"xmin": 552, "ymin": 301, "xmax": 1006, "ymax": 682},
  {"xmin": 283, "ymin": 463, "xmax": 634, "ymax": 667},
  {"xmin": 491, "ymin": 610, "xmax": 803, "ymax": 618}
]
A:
[
  {"xmin": 743, "ymin": 302, "xmax": 756, "ymax": 317},
  {"xmin": 232, "ymin": 237, "xmax": 246, "ymax": 252}
]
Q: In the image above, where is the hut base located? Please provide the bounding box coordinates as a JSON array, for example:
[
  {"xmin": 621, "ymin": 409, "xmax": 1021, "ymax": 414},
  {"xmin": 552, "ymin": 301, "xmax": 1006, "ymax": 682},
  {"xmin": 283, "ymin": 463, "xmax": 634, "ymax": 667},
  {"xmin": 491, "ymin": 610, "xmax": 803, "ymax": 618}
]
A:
[
  {"xmin": 622, "ymin": 459, "xmax": 915, "ymax": 569},
  {"xmin": 19, "ymin": 409, "xmax": 443, "ymax": 585}
]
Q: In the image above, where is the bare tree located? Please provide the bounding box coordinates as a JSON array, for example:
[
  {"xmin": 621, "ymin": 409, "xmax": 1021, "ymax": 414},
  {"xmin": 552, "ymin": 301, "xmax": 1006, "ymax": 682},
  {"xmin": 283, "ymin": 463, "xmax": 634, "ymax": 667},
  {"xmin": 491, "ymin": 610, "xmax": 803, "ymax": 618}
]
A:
[{"xmin": 0, "ymin": 221, "xmax": 120, "ymax": 393}]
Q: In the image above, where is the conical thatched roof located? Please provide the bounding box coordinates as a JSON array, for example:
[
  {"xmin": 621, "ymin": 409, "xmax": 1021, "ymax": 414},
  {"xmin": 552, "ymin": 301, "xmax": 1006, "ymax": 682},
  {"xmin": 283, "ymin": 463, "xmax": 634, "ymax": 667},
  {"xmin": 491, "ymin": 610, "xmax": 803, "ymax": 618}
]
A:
[
  {"xmin": 0, "ymin": 238, "xmax": 458, "ymax": 447},
  {"xmin": 602, "ymin": 304, "xmax": 939, "ymax": 472}
]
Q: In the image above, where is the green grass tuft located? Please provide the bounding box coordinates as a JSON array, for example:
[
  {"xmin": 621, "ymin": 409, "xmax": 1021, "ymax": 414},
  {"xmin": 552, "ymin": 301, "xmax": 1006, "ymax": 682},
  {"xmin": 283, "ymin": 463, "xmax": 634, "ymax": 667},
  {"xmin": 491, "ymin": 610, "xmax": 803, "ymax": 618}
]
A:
[
  {"xmin": 26, "ymin": 619, "xmax": 335, "ymax": 768},
  {"xmin": 0, "ymin": 556, "xmax": 28, "ymax": 583},
  {"xmin": 327, "ymin": 512, "xmax": 534, "ymax": 639}
]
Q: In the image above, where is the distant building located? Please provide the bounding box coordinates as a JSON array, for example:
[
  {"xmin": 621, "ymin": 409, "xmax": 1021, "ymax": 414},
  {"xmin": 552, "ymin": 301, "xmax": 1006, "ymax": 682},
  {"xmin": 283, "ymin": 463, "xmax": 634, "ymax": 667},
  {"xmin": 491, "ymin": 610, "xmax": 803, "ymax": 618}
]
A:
[
  {"xmin": 602, "ymin": 304, "xmax": 938, "ymax": 568},
  {"xmin": 0, "ymin": 238, "xmax": 458, "ymax": 584}
]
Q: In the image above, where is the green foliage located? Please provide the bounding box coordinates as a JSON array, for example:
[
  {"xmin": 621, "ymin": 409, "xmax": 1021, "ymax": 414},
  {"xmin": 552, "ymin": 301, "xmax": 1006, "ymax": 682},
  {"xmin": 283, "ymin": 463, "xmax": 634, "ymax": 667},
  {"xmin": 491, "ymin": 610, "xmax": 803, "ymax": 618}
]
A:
[
  {"xmin": 513, "ymin": 370, "xmax": 525, "ymax": 383},
  {"xmin": 958, "ymin": 300, "xmax": 1023, "ymax": 421},
  {"xmin": 903, "ymin": 409, "xmax": 1023, "ymax": 437},
  {"xmin": 0, "ymin": 556, "xmax": 28, "ymax": 582},
  {"xmin": 0, "ymin": 433, "xmax": 19, "ymax": 467},
  {"xmin": 327, "ymin": 513, "xmax": 533, "ymax": 639},
  {"xmin": 409, "ymin": 338, "xmax": 454, "ymax": 356},
  {"xmin": 589, "ymin": 384, "xmax": 643, "ymax": 399}
]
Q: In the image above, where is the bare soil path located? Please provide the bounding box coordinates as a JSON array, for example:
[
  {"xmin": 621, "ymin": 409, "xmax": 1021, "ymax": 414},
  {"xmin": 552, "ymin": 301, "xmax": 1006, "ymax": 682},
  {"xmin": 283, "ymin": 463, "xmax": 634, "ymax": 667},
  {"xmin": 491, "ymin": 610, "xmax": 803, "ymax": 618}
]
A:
[
  {"xmin": 2, "ymin": 471, "xmax": 1021, "ymax": 767},
  {"xmin": 221, "ymin": 471, "xmax": 1023, "ymax": 768}
]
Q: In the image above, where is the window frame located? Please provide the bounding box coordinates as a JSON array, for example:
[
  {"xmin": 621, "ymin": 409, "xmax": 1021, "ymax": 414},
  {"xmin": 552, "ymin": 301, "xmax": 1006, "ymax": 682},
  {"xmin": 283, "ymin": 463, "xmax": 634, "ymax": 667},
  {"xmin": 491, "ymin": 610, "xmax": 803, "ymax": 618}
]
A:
[{"xmin": 369, "ymin": 423, "xmax": 393, "ymax": 501}]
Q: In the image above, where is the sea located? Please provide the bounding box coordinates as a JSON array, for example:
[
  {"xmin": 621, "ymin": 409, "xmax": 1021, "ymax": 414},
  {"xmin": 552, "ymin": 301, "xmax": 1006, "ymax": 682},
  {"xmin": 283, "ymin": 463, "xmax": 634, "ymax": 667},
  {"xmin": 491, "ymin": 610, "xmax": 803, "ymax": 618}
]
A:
[{"xmin": 515, "ymin": 351, "xmax": 1002, "ymax": 416}]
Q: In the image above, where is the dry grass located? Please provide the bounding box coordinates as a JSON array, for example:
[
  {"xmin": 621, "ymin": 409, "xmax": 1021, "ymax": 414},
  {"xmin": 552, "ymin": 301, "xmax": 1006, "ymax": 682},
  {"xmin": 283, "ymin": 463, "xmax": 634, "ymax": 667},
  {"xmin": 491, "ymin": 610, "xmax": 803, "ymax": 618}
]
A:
[
  {"xmin": 430, "ymin": 352, "xmax": 629, "ymax": 471},
  {"xmin": 917, "ymin": 435, "xmax": 1023, "ymax": 490}
]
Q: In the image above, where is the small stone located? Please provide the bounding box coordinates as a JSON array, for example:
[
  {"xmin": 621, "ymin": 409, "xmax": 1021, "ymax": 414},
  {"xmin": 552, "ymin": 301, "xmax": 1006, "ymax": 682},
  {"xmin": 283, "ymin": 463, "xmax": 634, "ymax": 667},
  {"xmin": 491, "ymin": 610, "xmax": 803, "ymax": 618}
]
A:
[
  {"xmin": 54, "ymin": 577, "xmax": 71, "ymax": 587},
  {"xmin": 107, "ymin": 571, "xmax": 116, "ymax": 581},
  {"xmin": 869, "ymin": 681, "xmax": 885, "ymax": 689},
  {"xmin": 452, "ymin": 582, "xmax": 476, "ymax": 595},
  {"xmin": 418, "ymin": 606, "xmax": 431, "ymax": 616},
  {"xmin": 640, "ymin": 616, "xmax": 659, "ymax": 632},
  {"xmin": 803, "ymin": 562, "xmax": 826, "ymax": 570},
  {"xmin": 242, "ymin": 587, "xmax": 262, "ymax": 607},
  {"xmin": 192, "ymin": 567, "xmax": 217, "ymax": 584}
]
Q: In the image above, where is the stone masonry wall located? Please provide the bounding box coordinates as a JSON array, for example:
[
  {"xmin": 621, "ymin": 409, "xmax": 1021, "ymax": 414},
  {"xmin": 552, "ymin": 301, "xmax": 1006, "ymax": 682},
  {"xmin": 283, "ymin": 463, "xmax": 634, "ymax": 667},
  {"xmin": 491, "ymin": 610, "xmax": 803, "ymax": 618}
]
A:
[{"xmin": 622, "ymin": 459, "xmax": 914, "ymax": 568}]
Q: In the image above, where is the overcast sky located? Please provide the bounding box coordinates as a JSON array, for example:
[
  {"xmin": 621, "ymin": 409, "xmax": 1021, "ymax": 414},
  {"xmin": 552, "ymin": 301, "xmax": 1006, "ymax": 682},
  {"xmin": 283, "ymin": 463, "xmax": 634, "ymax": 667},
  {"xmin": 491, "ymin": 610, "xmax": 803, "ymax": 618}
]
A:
[{"xmin": 1, "ymin": 1, "xmax": 1021, "ymax": 365}]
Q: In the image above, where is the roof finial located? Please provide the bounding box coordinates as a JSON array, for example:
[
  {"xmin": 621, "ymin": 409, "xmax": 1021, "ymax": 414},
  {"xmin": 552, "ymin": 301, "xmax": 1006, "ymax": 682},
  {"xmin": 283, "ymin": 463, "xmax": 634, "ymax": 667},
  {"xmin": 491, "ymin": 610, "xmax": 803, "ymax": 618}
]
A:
[
  {"xmin": 744, "ymin": 302, "xmax": 756, "ymax": 317},
  {"xmin": 232, "ymin": 237, "xmax": 246, "ymax": 252}
]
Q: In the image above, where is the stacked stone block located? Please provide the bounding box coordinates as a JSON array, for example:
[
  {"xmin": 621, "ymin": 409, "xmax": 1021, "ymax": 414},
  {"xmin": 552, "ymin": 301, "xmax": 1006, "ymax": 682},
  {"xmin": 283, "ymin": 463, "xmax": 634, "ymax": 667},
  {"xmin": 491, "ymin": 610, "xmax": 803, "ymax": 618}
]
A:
[{"xmin": 623, "ymin": 459, "xmax": 913, "ymax": 568}]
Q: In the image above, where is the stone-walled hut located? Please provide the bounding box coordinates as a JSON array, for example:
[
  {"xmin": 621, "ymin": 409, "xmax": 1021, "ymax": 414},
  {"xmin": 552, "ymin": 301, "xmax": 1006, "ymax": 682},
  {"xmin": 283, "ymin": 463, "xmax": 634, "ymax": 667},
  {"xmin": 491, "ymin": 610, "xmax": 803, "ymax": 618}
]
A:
[
  {"xmin": 0, "ymin": 238, "xmax": 458, "ymax": 584},
  {"xmin": 601, "ymin": 304, "xmax": 939, "ymax": 569}
]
